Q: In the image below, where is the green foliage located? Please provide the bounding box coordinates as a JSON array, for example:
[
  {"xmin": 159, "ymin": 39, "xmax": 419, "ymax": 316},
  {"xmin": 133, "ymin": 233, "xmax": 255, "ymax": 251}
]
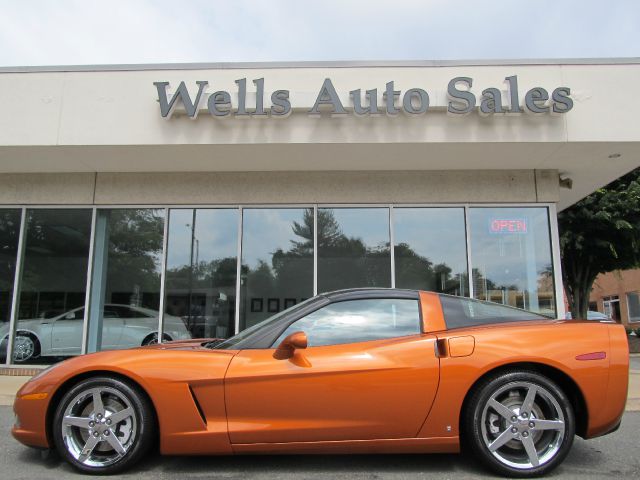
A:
[
  {"xmin": 104, "ymin": 209, "xmax": 164, "ymax": 302},
  {"xmin": 559, "ymin": 168, "xmax": 640, "ymax": 319}
]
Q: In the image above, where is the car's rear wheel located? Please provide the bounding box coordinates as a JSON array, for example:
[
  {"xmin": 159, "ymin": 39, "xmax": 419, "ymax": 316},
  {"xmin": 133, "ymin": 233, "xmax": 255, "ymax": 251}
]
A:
[
  {"xmin": 464, "ymin": 370, "xmax": 575, "ymax": 477},
  {"xmin": 141, "ymin": 332, "xmax": 172, "ymax": 346},
  {"xmin": 53, "ymin": 376, "xmax": 155, "ymax": 474}
]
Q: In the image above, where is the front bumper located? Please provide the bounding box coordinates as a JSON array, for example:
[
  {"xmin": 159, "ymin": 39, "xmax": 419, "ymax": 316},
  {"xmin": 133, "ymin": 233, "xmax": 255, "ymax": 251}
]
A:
[{"xmin": 11, "ymin": 383, "xmax": 52, "ymax": 449}]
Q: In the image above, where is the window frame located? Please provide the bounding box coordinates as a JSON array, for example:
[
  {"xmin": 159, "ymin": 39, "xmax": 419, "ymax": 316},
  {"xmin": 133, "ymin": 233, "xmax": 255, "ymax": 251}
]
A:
[{"xmin": 626, "ymin": 291, "xmax": 640, "ymax": 324}]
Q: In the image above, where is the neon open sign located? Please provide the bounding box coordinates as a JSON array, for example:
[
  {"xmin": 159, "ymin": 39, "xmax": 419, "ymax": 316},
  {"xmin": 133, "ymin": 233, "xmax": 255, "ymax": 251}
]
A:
[{"xmin": 489, "ymin": 218, "xmax": 528, "ymax": 234}]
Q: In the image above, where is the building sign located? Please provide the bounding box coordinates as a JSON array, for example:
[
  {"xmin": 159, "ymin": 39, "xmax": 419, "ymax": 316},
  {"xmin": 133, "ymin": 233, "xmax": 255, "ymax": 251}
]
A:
[
  {"xmin": 489, "ymin": 218, "xmax": 528, "ymax": 234},
  {"xmin": 153, "ymin": 75, "xmax": 573, "ymax": 119}
]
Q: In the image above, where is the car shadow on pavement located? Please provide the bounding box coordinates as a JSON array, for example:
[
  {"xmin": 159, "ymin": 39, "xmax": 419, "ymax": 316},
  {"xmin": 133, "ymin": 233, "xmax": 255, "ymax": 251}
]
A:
[{"xmin": 12, "ymin": 436, "xmax": 612, "ymax": 479}]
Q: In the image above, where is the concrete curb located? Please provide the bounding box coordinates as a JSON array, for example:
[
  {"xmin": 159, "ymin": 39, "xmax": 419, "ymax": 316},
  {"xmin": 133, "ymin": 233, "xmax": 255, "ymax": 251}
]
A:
[
  {"xmin": 0, "ymin": 376, "xmax": 31, "ymax": 406},
  {"xmin": 626, "ymin": 399, "xmax": 640, "ymax": 411}
]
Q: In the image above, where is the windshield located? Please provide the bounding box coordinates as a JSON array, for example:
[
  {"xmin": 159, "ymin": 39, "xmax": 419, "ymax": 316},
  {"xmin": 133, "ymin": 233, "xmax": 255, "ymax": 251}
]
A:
[{"xmin": 211, "ymin": 297, "xmax": 321, "ymax": 350}]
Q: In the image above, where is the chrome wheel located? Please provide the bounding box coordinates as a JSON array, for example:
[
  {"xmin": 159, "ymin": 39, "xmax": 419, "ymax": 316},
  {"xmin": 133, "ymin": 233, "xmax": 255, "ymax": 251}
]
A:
[
  {"xmin": 480, "ymin": 381, "xmax": 565, "ymax": 470},
  {"xmin": 61, "ymin": 386, "xmax": 137, "ymax": 468},
  {"xmin": 142, "ymin": 332, "xmax": 171, "ymax": 346},
  {"xmin": 13, "ymin": 334, "xmax": 36, "ymax": 362}
]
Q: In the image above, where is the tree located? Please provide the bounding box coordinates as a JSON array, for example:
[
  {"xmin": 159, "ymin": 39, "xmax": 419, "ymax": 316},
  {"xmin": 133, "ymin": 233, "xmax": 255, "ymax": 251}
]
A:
[{"xmin": 559, "ymin": 168, "xmax": 640, "ymax": 319}]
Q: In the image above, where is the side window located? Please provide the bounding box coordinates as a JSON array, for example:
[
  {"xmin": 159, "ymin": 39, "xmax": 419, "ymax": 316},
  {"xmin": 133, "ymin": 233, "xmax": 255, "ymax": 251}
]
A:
[
  {"xmin": 273, "ymin": 298, "xmax": 421, "ymax": 348},
  {"xmin": 440, "ymin": 295, "xmax": 547, "ymax": 330},
  {"xmin": 102, "ymin": 308, "xmax": 119, "ymax": 319},
  {"xmin": 110, "ymin": 306, "xmax": 150, "ymax": 318},
  {"xmin": 61, "ymin": 308, "xmax": 84, "ymax": 321}
]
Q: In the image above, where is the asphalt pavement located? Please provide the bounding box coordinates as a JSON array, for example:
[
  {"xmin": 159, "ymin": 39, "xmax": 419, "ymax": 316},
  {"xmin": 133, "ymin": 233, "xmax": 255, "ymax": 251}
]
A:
[{"xmin": 2, "ymin": 406, "xmax": 639, "ymax": 480}]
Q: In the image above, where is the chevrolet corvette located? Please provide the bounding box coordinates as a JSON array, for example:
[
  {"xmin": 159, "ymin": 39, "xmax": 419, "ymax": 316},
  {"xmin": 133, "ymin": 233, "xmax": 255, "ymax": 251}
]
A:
[{"xmin": 12, "ymin": 289, "xmax": 629, "ymax": 477}]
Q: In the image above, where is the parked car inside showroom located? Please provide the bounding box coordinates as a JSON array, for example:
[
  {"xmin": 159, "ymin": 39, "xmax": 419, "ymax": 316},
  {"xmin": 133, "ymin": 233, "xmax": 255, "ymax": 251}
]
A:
[{"xmin": 0, "ymin": 304, "xmax": 191, "ymax": 363}]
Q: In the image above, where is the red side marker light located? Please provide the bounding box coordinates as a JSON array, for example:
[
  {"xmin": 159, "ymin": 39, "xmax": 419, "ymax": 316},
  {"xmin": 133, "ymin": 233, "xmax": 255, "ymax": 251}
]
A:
[{"xmin": 575, "ymin": 352, "xmax": 606, "ymax": 361}]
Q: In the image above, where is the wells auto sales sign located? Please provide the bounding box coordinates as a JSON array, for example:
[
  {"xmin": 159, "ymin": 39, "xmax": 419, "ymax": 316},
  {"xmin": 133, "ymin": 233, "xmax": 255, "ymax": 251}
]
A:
[{"xmin": 154, "ymin": 76, "xmax": 573, "ymax": 118}]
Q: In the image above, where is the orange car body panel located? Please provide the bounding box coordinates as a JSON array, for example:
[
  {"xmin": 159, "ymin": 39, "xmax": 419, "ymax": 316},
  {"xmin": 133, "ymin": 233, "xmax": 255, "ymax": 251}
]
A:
[
  {"xmin": 225, "ymin": 335, "xmax": 439, "ymax": 445},
  {"xmin": 12, "ymin": 291, "xmax": 629, "ymax": 457},
  {"xmin": 13, "ymin": 346, "xmax": 237, "ymax": 454}
]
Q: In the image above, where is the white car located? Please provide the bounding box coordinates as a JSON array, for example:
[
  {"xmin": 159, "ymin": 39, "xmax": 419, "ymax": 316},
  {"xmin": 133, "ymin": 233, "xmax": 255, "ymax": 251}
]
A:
[
  {"xmin": 0, "ymin": 304, "xmax": 191, "ymax": 363},
  {"xmin": 565, "ymin": 310, "xmax": 612, "ymax": 321}
]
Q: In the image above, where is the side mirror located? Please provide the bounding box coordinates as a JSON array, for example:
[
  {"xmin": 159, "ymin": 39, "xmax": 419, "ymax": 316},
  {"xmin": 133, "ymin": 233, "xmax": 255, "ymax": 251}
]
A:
[
  {"xmin": 64, "ymin": 312, "xmax": 76, "ymax": 320},
  {"xmin": 273, "ymin": 331, "xmax": 308, "ymax": 360}
]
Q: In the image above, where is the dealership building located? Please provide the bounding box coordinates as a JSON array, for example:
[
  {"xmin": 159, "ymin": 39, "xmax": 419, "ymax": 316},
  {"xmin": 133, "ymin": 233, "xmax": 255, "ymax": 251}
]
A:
[{"xmin": 0, "ymin": 59, "xmax": 639, "ymax": 367}]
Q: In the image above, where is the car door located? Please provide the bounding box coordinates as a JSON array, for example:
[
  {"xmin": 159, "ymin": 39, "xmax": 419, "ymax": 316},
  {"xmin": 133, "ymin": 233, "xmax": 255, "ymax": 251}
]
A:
[
  {"xmin": 224, "ymin": 297, "xmax": 440, "ymax": 444},
  {"xmin": 100, "ymin": 306, "xmax": 125, "ymax": 350},
  {"xmin": 50, "ymin": 308, "xmax": 84, "ymax": 355},
  {"xmin": 108, "ymin": 305, "xmax": 155, "ymax": 348}
]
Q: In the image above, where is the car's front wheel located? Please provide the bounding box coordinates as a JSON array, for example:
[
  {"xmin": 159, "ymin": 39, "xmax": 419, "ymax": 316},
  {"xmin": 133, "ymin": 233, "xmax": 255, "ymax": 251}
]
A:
[
  {"xmin": 464, "ymin": 370, "xmax": 575, "ymax": 477},
  {"xmin": 52, "ymin": 376, "xmax": 155, "ymax": 474}
]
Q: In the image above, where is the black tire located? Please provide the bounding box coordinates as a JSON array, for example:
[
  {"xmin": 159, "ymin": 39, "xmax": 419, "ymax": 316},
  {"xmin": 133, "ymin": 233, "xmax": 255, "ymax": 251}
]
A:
[
  {"xmin": 463, "ymin": 370, "xmax": 575, "ymax": 478},
  {"xmin": 13, "ymin": 331, "xmax": 41, "ymax": 363},
  {"xmin": 52, "ymin": 376, "xmax": 155, "ymax": 474},
  {"xmin": 141, "ymin": 332, "xmax": 172, "ymax": 346}
]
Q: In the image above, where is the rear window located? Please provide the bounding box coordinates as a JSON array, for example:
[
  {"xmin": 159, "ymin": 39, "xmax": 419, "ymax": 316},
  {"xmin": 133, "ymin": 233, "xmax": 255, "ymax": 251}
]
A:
[{"xmin": 440, "ymin": 295, "xmax": 548, "ymax": 330}]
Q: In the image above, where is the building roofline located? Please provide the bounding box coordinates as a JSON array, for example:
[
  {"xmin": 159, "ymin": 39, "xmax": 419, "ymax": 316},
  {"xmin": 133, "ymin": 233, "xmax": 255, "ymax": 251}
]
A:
[{"xmin": 0, "ymin": 57, "xmax": 639, "ymax": 73}]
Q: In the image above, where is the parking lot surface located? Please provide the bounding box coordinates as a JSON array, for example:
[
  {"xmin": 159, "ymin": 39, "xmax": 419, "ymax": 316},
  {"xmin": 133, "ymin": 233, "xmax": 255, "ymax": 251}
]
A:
[{"xmin": 2, "ymin": 407, "xmax": 639, "ymax": 479}]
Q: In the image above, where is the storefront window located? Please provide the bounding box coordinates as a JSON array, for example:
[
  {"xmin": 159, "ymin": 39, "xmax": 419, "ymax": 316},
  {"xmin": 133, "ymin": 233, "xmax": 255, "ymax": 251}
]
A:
[
  {"xmin": 0, "ymin": 204, "xmax": 562, "ymax": 352},
  {"xmin": 627, "ymin": 292, "xmax": 640, "ymax": 323},
  {"xmin": 317, "ymin": 208, "xmax": 391, "ymax": 292},
  {"xmin": 240, "ymin": 208, "xmax": 314, "ymax": 330},
  {"xmin": 0, "ymin": 209, "xmax": 21, "ymax": 364},
  {"xmin": 14, "ymin": 209, "xmax": 92, "ymax": 364},
  {"xmin": 87, "ymin": 209, "xmax": 166, "ymax": 352},
  {"xmin": 164, "ymin": 209, "xmax": 238, "ymax": 339},
  {"xmin": 469, "ymin": 207, "xmax": 556, "ymax": 316},
  {"xmin": 393, "ymin": 208, "xmax": 468, "ymax": 295}
]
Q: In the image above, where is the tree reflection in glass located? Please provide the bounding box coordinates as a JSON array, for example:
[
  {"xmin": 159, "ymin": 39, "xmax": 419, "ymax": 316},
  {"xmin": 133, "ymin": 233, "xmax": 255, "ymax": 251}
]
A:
[
  {"xmin": 164, "ymin": 209, "xmax": 238, "ymax": 339},
  {"xmin": 240, "ymin": 209, "xmax": 314, "ymax": 330},
  {"xmin": 469, "ymin": 207, "xmax": 556, "ymax": 316},
  {"xmin": 88, "ymin": 209, "xmax": 167, "ymax": 352},
  {"xmin": 14, "ymin": 209, "xmax": 92, "ymax": 363},
  {"xmin": 393, "ymin": 208, "xmax": 468, "ymax": 296},
  {"xmin": 0, "ymin": 210, "xmax": 20, "ymax": 330},
  {"xmin": 317, "ymin": 208, "xmax": 391, "ymax": 292}
]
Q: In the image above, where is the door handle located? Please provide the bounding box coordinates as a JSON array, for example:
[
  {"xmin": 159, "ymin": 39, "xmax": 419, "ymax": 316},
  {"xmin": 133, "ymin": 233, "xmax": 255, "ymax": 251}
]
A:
[{"xmin": 435, "ymin": 339, "xmax": 448, "ymax": 358}]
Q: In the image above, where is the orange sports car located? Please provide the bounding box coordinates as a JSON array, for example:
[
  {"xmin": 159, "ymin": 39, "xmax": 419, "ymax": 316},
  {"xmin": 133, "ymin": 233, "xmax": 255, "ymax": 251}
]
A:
[{"xmin": 12, "ymin": 289, "xmax": 629, "ymax": 477}]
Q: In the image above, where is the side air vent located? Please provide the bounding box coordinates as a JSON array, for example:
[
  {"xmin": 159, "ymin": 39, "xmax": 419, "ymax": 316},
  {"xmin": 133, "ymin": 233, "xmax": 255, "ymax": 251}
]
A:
[{"xmin": 188, "ymin": 386, "xmax": 207, "ymax": 425}]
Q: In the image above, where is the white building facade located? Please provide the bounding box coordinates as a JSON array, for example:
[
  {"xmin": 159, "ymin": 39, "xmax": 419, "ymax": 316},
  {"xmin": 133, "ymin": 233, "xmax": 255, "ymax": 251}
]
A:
[{"xmin": 0, "ymin": 59, "xmax": 639, "ymax": 366}]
